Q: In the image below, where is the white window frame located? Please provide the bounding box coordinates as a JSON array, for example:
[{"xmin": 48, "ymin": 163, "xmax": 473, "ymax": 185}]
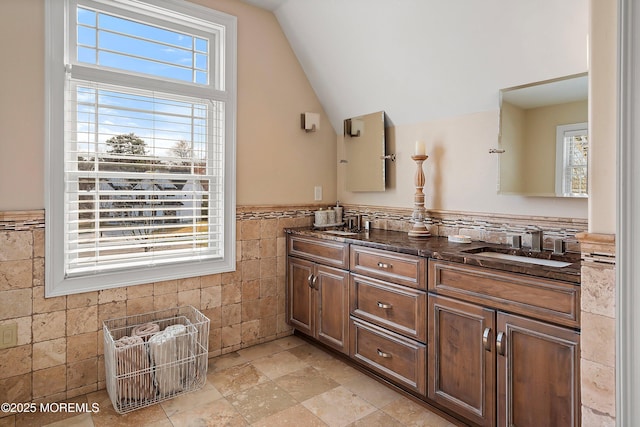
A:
[
  {"xmin": 554, "ymin": 122, "xmax": 588, "ymax": 198},
  {"xmin": 45, "ymin": 0, "xmax": 237, "ymax": 297}
]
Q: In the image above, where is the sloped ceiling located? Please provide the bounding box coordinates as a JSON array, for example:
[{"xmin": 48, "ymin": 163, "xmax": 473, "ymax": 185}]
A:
[{"xmin": 242, "ymin": 0, "xmax": 588, "ymax": 133}]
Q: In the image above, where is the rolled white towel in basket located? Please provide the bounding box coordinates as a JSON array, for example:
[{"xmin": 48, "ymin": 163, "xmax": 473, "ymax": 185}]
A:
[
  {"xmin": 164, "ymin": 324, "xmax": 191, "ymax": 382},
  {"xmin": 149, "ymin": 330, "xmax": 182, "ymax": 396},
  {"xmin": 132, "ymin": 322, "xmax": 160, "ymax": 341},
  {"xmin": 114, "ymin": 335, "xmax": 155, "ymax": 402}
]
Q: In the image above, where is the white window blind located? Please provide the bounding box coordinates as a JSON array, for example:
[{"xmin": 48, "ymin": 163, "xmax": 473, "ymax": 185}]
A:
[
  {"xmin": 562, "ymin": 131, "xmax": 588, "ymax": 196},
  {"xmin": 555, "ymin": 123, "xmax": 588, "ymax": 198},
  {"xmin": 45, "ymin": 0, "xmax": 237, "ymax": 296}
]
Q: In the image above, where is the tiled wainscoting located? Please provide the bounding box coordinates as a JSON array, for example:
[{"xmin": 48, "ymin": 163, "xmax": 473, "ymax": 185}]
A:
[
  {"xmin": 577, "ymin": 232, "xmax": 617, "ymax": 426},
  {"xmin": 0, "ymin": 207, "xmax": 315, "ymax": 411},
  {"xmin": 0, "ymin": 205, "xmax": 591, "ymax": 419}
]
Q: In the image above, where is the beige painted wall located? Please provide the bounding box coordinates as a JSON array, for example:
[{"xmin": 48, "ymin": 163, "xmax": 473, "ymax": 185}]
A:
[
  {"xmin": 338, "ymin": 111, "xmax": 589, "ymax": 219},
  {"xmin": 588, "ymin": 0, "xmax": 617, "ymax": 234},
  {"xmin": 0, "ymin": 0, "xmax": 337, "ymax": 211},
  {"xmin": 0, "ymin": 0, "xmax": 44, "ymax": 211},
  {"xmin": 500, "ymin": 102, "xmax": 528, "ymax": 194}
]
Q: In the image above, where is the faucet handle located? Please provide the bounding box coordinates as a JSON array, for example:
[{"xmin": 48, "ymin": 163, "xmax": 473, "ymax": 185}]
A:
[
  {"xmin": 509, "ymin": 235, "xmax": 522, "ymax": 249},
  {"xmin": 553, "ymin": 238, "xmax": 566, "ymax": 255}
]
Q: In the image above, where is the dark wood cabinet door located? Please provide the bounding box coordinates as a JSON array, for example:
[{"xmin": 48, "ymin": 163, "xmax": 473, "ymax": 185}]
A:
[
  {"xmin": 428, "ymin": 294, "xmax": 496, "ymax": 427},
  {"xmin": 497, "ymin": 312, "xmax": 580, "ymax": 427},
  {"xmin": 316, "ymin": 264, "xmax": 350, "ymax": 354},
  {"xmin": 287, "ymin": 256, "xmax": 314, "ymax": 336}
]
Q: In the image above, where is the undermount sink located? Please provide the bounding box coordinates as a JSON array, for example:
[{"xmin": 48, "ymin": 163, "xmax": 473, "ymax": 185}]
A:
[
  {"xmin": 322, "ymin": 230, "xmax": 359, "ymax": 236},
  {"xmin": 472, "ymin": 251, "xmax": 573, "ymax": 268}
]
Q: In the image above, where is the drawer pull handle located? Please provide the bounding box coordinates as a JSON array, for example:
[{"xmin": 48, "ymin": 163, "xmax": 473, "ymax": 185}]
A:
[
  {"xmin": 377, "ymin": 349, "xmax": 392, "ymax": 358},
  {"xmin": 377, "ymin": 262, "xmax": 392, "ymax": 269},
  {"xmin": 482, "ymin": 327, "xmax": 491, "ymax": 351},
  {"xmin": 312, "ymin": 275, "xmax": 318, "ymax": 289},
  {"xmin": 307, "ymin": 274, "xmax": 314, "ymax": 289},
  {"xmin": 496, "ymin": 331, "xmax": 506, "ymax": 356},
  {"xmin": 377, "ymin": 301, "xmax": 393, "ymax": 309}
]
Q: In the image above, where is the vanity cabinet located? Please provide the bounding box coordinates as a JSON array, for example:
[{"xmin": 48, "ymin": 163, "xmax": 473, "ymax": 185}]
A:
[
  {"xmin": 349, "ymin": 246, "xmax": 427, "ymax": 395},
  {"xmin": 287, "ymin": 235, "xmax": 350, "ymax": 354},
  {"xmin": 428, "ymin": 260, "xmax": 580, "ymax": 427}
]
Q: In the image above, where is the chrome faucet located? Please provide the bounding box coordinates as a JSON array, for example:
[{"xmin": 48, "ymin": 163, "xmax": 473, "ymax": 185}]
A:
[{"xmin": 528, "ymin": 229, "xmax": 543, "ymax": 252}]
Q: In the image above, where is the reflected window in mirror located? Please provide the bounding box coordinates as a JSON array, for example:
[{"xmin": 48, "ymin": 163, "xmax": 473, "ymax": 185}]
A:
[
  {"xmin": 555, "ymin": 123, "xmax": 588, "ymax": 197},
  {"xmin": 498, "ymin": 73, "xmax": 588, "ymax": 197}
]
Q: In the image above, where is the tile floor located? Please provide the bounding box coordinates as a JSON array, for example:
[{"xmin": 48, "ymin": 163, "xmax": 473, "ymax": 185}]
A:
[{"xmin": 3, "ymin": 335, "xmax": 461, "ymax": 427}]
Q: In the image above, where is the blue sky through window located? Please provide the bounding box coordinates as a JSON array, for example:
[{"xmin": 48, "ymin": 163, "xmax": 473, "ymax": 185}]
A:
[{"xmin": 74, "ymin": 6, "xmax": 211, "ymax": 160}]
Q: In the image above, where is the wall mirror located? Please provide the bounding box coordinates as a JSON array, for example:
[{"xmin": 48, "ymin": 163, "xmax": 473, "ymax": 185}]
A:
[
  {"xmin": 498, "ymin": 73, "xmax": 588, "ymax": 197},
  {"xmin": 343, "ymin": 111, "xmax": 387, "ymax": 192}
]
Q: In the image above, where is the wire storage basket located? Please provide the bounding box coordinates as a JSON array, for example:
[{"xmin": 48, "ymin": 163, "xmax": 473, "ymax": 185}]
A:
[{"xmin": 103, "ymin": 305, "xmax": 210, "ymax": 414}]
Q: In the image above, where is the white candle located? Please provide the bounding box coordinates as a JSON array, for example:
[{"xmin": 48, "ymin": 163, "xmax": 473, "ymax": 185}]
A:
[{"xmin": 414, "ymin": 140, "xmax": 425, "ymax": 156}]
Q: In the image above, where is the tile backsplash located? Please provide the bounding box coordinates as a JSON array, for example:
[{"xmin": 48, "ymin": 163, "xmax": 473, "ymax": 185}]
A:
[{"xmin": 0, "ymin": 205, "xmax": 587, "ymax": 409}]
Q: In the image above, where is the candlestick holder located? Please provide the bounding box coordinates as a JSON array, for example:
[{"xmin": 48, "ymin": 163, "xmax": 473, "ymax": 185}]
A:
[{"xmin": 408, "ymin": 154, "xmax": 430, "ymax": 238}]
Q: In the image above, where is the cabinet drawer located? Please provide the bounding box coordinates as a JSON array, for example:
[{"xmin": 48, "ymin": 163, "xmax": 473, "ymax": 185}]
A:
[
  {"xmin": 350, "ymin": 274, "xmax": 427, "ymax": 342},
  {"xmin": 350, "ymin": 317, "xmax": 426, "ymax": 395},
  {"xmin": 350, "ymin": 246, "xmax": 426, "ymax": 289},
  {"xmin": 429, "ymin": 260, "xmax": 580, "ymax": 328},
  {"xmin": 288, "ymin": 235, "xmax": 349, "ymax": 269}
]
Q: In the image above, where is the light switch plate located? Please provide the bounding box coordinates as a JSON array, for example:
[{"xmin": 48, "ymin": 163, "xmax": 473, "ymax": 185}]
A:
[
  {"xmin": 0, "ymin": 323, "xmax": 18, "ymax": 349},
  {"xmin": 314, "ymin": 186, "xmax": 322, "ymax": 201}
]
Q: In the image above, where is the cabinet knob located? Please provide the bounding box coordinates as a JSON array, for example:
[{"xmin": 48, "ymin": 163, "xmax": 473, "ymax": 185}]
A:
[
  {"xmin": 376, "ymin": 349, "xmax": 392, "ymax": 358},
  {"xmin": 377, "ymin": 301, "xmax": 393, "ymax": 309},
  {"xmin": 482, "ymin": 327, "xmax": 492, "ymax": 351},
  {"xmin": 496, "ymin": 331, "xmax": 506, "ymax": 356},
  {"xmin": 307, "ymin": 274, "xmax": 314, "ymax": 289},
  {"xmin": 312, "ymin": 275, "xmax": 318, "ymax": 289},
  {"xmin": 377, "ymin": 262, "xmax": 392, "ymax": 269}
]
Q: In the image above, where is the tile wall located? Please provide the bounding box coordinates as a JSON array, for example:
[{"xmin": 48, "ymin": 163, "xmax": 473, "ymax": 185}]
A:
[
  {"xmin": 577, "ymin": 232, "xmax": 616, "ymax": 426},
  {"xmin": 0, "ymin": 207, "xmax": 315, "ymax": 413}
]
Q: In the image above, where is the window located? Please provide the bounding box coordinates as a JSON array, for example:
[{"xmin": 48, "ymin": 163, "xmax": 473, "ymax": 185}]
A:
[
  {"xmin": 555, "ymin": 122, "xmax": 588, "ymax": 197},
  {"xmin": 45, "ymin": 0, "xmax": 237, "ymax": 296}
]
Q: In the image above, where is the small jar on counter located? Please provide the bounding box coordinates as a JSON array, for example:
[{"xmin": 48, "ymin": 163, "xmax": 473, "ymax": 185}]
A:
[{"xmin": 314, "ymin": 209, "xmax": 329, "ymax": 226}]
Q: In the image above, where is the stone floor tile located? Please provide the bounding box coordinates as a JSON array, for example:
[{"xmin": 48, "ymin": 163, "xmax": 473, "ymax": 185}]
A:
[
  {"xmin": 272, "ymin": 335, "xmax": 306, "ymax": 350},
  {"xmin": 160, "ymin": 382, "xmax": 223, "ymax": 418},
  {"xmin": 342, "ymin": 373, "xmax": 403, "ymax": 408},
  {"xmin": 250, "ymin": 350, "xmax": 309, "ymax": 380},
  {"xmin": 42, "ymin": 413, "xmax": 94, "ymax": 427},
  {"xmin": 85, "ymin": 390, "xmax": 169, "ymax": 427},
  {"xmin": 251, "ymin": 403, "xmax": 328, "ymax": 427},
  {"xmin": 382, "ymin": 397, "xmax": 458, "ymax": 427},
  {"xmin": 206, "ymin": 351, "xmax": 249, "ymax": 373},
  {"xmin": 207, "ymin": 363, "xmax": 268, "ymax": 397},
  {"xmin": 302, "ymin": 386, "xmax": 377, "ymax": 427},
  {"xmin": 311, "ymin": 357, "xmax": 365, "ymax": 384},
  {"xmin": 227, "ymin": 381, "xmax": 297, "ymax": 424},
  {"xmin": 274, "ymin": 366, "xmax": 340, "ymax": 403},
  {"xmin": 287, "ymin": 343, "xmax": 335, "ymax": 364},
  {"xmin": 236, "ymin": 340, "xmax": 285, "ymax": 361},
  {"xmin": 345, "ymin": 410, "xmax": 405, "ymax": 427},
  {"xmin": 169, "ymin": 398, "xmax": 247, "ymax": 427}
]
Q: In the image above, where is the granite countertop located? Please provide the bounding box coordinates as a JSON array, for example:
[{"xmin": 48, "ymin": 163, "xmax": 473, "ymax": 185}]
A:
[{"xmin": 285, "ymin": 227, "xmax": 581, "ymax": 284}]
